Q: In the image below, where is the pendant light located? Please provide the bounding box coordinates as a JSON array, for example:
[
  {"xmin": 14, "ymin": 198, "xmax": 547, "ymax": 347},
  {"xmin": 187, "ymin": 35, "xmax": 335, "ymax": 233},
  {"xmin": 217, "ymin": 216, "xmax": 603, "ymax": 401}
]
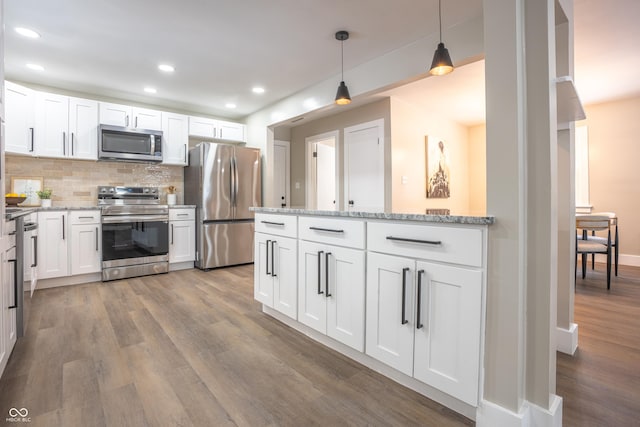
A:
[
  {"xmin": 429, "ymin": 0, "xmax": 454, "ymax": 76},
  {"xmin": 335, "ymin": 30, "xmax": 352, "ymax": 105}
]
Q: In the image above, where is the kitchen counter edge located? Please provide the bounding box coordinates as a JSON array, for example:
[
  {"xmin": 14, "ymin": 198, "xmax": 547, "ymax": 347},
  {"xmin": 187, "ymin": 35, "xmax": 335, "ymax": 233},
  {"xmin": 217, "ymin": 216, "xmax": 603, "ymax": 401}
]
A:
[
  {"xmin": 5, "ymin": 204, "xmax": 196, "ymax": 220},
  {"xmin": 250, "ymin": 207, "xmax": 495, "ymax": 225}
]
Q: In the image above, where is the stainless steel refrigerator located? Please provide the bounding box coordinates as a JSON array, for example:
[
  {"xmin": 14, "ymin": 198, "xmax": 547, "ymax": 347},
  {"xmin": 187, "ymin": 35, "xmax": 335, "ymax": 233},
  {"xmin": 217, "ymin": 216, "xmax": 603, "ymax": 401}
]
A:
[{"xmin": 184, "ymin": 143, "xmax": 262, "ymax": 269}]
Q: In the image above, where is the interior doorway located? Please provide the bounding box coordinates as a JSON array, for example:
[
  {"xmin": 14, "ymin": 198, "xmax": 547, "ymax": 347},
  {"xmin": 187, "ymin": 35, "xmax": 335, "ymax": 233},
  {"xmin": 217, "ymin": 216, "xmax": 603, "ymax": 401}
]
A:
[
  {"xmin": 306, "ymin": 130, "xmax": 339, "ymax": 210},
  {"xmin": 273, "ymin": 140, "xmax": 290, "ymax": 208}
]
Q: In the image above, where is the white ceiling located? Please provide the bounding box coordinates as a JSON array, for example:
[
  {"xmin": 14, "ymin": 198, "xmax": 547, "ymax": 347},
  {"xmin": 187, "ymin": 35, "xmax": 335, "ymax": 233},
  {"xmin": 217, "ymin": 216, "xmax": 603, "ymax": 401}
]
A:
[{"xmin": 4, "ymin": 1, "xmax": 639, "ymax": 124}]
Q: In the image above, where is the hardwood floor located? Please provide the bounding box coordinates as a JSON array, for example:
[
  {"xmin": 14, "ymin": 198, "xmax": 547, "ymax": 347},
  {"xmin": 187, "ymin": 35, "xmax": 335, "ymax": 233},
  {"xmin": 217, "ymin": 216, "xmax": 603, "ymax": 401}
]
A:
[
  {"xmin": 0, "ymin": 266, "xmax": 472, "ymax": 427},
  {"xmin": 2, "ymin": 263, "xmax": 638, "ymax": 426},
  {"xmin": 559, "ymin": 263, "xmax": 640, "ymax": 426}
]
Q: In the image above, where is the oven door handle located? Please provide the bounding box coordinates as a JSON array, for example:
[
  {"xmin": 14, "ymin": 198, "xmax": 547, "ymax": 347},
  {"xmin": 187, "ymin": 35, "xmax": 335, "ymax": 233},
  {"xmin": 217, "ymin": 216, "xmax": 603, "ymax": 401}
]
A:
[{"xmin": 102, "ymin": 215, "xmax": 169, "ymax": 224}]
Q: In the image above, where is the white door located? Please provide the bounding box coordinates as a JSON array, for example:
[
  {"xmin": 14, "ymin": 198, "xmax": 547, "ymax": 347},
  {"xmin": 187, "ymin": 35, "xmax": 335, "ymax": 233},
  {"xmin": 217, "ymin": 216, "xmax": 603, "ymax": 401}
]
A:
[
  {"xmin": 273, "ymin": 140, "xmax": 290, "ymax": 208},
  {"xmin": 37, "ymin": 212, "xmax": 69, "ymax": 279},
  {"xmin": 162, "ymin": 112, "xmax": 189, "ymax": 165},
  {"xmin": 413, "ymin": 261, "xmax": 482, "ymax": 406},
  {"xmin": 365, "ymin": 252, "xmax": 414, "ymax": 376},
  {"xmin": 297, "ymin": 240, "xmax": 327, "ymax": 334},
  {"xmin": 344, "ymin": 119, "xmax": 385, "ymax": 212},
  {"xmin": 316, "ymin": 141, "xmax": 336, "ymax": 210},
  {"xmin": 133, "ymin": 107, "xmax": 162, "ymax": 131},
  {"xmin": 271, "ymin": 236, "xmax": 297, "ymax": 320},
  {"xmin": 34, "ymin": 92, "xmax": 69, "ymax": 158},
  {"xmin": 69, "ymin": 97, "xmax": 98, "ymax": 160},
  {"xmin": 326, "ymin": 246, "xmax": 365, "ymax": 351},
  {"xmin": 99, "ymin": 102, "xmax": 131, "ymax": 127},
  {"xmin": 254, "ymin": 233, "xmax": 274, "ymax": 306},
  {"xmin": 70, "ymin": 224, "xmax": 101, "ymax": 275},
  {"xmin": 169, "ymin": 220, "xmax": 196, "ymax": 263},
  {"xmin": 4, "ymin": 81, "xmax": 35, "ymax": 155}
]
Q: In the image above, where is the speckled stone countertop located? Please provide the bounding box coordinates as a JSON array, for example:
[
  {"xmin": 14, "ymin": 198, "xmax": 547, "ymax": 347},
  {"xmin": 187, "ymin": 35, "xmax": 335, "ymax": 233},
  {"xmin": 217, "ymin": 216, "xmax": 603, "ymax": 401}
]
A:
[
  {"xmin": 5, "ymin": 204, "xmax": 196, "ymax": 220},
  {"xmin": 4, "ymin": 207, "xmax": 38, "ymax": 221},
  {"xmin": 250, "ymin": 207, "xmax": 495, "ymax": 225},
  {"xmin": 169, "ymin": 205, "xmax": 196, "ymax": 209}
]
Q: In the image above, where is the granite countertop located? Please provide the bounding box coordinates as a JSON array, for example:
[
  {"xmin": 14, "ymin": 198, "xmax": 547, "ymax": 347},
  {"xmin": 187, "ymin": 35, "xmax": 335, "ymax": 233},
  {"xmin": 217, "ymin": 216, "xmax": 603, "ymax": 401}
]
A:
[
  {"xmin": 4, "ymin": 207, "xmax": 38, "ymax": 221},
  {"xmin": 250, "ymin": 207, "xmax": 495, "ymax": 225},
  {"xmin": 5, "ymin": 204, "xmax": 195, "ymax": 220}
]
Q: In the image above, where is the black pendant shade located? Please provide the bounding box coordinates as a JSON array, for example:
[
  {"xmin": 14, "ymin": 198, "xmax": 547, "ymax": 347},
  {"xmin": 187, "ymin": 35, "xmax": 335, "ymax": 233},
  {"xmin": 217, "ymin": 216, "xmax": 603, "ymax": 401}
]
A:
[
  {"xmin": 335, "ymin": 81, "xmax": 351, "ymax": 105},
  {"xmin": 429, "ymin": 0, "xmax": 454, "ymax": 76},
  {"xmin": 429, "ymin": 42, "xmax": 454, "ymax": 76},
  {"xmin": 335, "ymin": 30, "xmax": 352, "ymax": 105}
]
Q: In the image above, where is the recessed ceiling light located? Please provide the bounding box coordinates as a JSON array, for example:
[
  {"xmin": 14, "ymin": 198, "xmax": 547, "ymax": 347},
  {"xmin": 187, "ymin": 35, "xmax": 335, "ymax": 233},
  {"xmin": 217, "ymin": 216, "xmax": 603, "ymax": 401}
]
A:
[
  {"xmin": 225, "ymin": 103, "xmax": 237, "ymax": 109},
  {"xmin": 158, "ymin": 64, "xmax": 175, "ymax": 73},
  {"xmin": 15, "ymin": 27, "xmax": 40, "ymax": 39},
  {"xmin": 144, "ymin": 87, "xmax": 157, "ymax": 94},
  {"xmin": 26, "ymin": 63, "xmax": 44, "ymax": 71},
  {"xmin": 252, "ymin": 87, "xmax": 265, "ymax": 94}
]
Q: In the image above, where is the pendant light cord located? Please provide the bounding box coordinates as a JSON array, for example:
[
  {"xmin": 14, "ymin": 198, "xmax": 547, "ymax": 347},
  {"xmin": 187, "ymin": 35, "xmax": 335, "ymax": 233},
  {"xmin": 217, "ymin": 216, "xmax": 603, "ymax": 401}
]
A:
[
  {"xmin": 438, "ymin": 0, "xmax": 442, "ymax": 43},
  {"xmin": 341, "ymin": 39, "xmax": 345, "ymax": 81}
]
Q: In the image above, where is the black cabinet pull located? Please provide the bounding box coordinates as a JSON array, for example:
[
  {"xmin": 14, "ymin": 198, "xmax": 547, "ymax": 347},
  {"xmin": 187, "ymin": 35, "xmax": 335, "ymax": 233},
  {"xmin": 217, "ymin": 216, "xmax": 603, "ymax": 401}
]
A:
[
  {"xmin": 29, "ymin": 127, "xmax": 35, "ymax": 152},
  {"xmin": 8, "ymin": 259, "xmax": 18, "ymax": 309},
  {"xmin": 265, "ymin": 240, "xmax": 271, "ymax": 276},
  {"xmin": 386, "ymin": 236, "xmax": 442, "ymax": 246},
  {"xmin": 317, "ymin": 251, "xmax": 324, "ymax": 295},
  {"xmin": 401, "ymin": 267, "xmax": 410, "ymax": 325},
  {"xmin": 32, "ymin": 235, "xmax": 38, "ymax": 267},
  {"xmin": 325, "ymin": 252, "xmax": 332, "ymax": 297},
  {"xmin": 416, "ymin": 270, "xmax": 425, "ymax": 329},
  {"xmin": 309, "ymin": 227, "xmax": 344, "ymax": 234},
  {"xmin": 171, "ymin": 224, "xmax": 174, "ymax": 245},
  {"xmin": 261, "ymin": 220, "xmax": 285, "ymax": 226},
  {"xmin": 95, "ymin": 228, "xmax": 99, "ymax": 251},
  {"xmin": 62, "ymin": 215, "xmax": 65, "ymax": 240},
  {"xmin": 271, "ymin": 240, "xmax": 277, "ymax": 277}
]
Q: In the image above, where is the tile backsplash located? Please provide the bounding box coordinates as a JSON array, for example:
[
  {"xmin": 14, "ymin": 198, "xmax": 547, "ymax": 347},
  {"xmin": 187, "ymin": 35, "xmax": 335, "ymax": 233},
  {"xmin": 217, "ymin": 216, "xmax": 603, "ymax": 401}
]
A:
[{"xmin": 5, "ymin": 156, "xmax": 184, "ymax": 206}]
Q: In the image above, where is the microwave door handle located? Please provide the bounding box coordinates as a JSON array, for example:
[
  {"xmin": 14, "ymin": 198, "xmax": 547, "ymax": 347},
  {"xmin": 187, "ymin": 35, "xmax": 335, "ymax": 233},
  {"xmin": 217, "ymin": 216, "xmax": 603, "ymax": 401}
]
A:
[{"xmin": 150, "ymin": 136, "xmax": 156, "ymax": 156}]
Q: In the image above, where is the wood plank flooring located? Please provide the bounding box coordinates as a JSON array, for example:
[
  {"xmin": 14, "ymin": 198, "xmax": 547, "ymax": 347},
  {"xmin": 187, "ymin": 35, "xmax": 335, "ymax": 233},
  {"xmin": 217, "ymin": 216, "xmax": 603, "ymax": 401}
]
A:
[
  {"xmin": 0, "ymin": 266, "xmax": 472, "ymax": 426},
  {"xmin": 1, "ymin": 263, "xmax": 638, "ymax": 426},
  {"xmin": 559, "ymin": 263, "xmax": 640, "ymax": 426}
]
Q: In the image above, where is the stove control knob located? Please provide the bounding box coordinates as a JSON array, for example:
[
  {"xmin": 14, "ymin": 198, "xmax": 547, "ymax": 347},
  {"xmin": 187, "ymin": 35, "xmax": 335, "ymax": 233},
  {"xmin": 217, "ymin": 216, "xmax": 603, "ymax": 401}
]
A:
[
  {"xmin": 151, "ymin": 188, "xmax": 157, "ymax": 193},
  {"xmin": 109, "ymin": 188, "xmax": 115, "ymax": 193},
  {"xmin": 144, "ymin": 188, "xmax": 149, "ymax": 193}
]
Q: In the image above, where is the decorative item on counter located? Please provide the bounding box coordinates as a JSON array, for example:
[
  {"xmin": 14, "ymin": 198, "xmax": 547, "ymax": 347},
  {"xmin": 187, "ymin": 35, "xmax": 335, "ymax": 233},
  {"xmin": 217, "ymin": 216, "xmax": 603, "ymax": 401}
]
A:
[
  {"xmin": 10, "ymin": 176, "xmax": 43, "ymax": 206},
  {"xmin": 166, "ymin": 186, "xmax": 177, "ymax": 205},
  {"xmin": 36, "ymin": 188, "xmax": 53, "ymax": 208},
  {"xmin": 5, "ymin": 193, "xmax": 27, "ymax": 206}
]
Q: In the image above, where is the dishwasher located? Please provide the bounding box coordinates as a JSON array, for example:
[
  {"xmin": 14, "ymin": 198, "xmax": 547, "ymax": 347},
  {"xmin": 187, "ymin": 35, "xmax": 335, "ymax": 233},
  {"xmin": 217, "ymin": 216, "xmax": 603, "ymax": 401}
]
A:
[{"xmin": 23, "ymin": 213, "xmax": 38, "ymax": 297}]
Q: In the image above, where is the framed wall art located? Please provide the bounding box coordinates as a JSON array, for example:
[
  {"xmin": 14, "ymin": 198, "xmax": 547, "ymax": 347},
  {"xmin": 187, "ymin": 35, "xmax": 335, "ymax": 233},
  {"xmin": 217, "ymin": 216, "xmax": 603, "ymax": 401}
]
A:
[
  {"xmin": 425, "ymin": 136, "xmax": 450, "ymax": 199},
  {"xmin": 10, "ymin": 176, "xmax": 44, "ymax": 206}
]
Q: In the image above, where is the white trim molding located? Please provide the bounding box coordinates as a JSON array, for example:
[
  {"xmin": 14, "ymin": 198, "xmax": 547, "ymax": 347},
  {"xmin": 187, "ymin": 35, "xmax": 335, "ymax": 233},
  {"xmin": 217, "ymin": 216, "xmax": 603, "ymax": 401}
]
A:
[
  {"xmin": 556, "ymin": 323, "xmax": 579, "ymax": 355},
  {"xmin": 476, "ymin": 395, "xmax": 562, "ymax": 427}
]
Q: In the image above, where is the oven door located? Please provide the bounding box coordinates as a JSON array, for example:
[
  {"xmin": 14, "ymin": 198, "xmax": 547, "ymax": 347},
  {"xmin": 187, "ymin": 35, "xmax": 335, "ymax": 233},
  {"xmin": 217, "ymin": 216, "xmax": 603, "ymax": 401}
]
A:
[{"xmin": 101, "ymin": 215, "xmax": 169, "ymax": 267}]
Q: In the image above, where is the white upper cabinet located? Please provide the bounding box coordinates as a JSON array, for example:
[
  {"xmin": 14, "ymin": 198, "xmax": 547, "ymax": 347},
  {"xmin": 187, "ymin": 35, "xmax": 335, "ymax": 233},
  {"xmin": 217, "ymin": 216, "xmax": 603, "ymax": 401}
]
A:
[
  {"xmin": 4, "ymin": 81, "xmax": 35, "ymax": 155},
  {"xmin": 34, "ymin": 92, "xmax": 98, "ymax": 160},
  {"xmin": 99, "ymin": 102, "xmax": 162, "ymax": 131},
  {"xmin": 162, "ymin": 112, "xmax": 189, "ymax": 165},
  {"xmin": 188, "ymin": 116, "xmax": 245, "ymax": 142}
]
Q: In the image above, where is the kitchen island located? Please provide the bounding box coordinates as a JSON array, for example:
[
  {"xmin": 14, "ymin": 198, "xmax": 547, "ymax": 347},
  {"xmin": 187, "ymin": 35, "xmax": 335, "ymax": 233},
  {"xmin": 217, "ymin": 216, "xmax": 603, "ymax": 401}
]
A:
[{"xmin": 250, "ymin": 207, "xmax": 494, "ymax": 421}]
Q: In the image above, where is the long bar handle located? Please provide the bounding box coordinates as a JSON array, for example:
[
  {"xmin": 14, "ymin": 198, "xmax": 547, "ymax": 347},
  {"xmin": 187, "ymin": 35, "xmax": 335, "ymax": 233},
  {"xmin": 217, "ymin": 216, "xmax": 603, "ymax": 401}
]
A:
[
  {"xmin": 309, "ymin": 227, "xmax": 344, "ymax": 234},
  {"xmin": 29, "ymin": 127, "xmax": 35, "ymax": 152},
  {"xmin": 32, "ymin": 235, "xmax": 38, "ymax": 267},
  {"xmin": 171, "ymin": 224, "xmax": 174, "ymax": 245},
  {"xmin": 8, "ymin": 259, "xmax": 18, "ymax": 309},
  {"xmin": 401, "ymin": 267, "xmax": 410, "ymax": 325},
  {"xmin": 63, "ymin": 131, "xmax": 66, "ymax": 155},
  {"xmin": 386, "ymin": 236, "xmax": 442, "ymax": 246},
  {"xmin": 270, "ymin": 240, "xmax": 277, "ymax": 277},
  {"xmin": 95, "ymin": 227, "xmax": 99, "ymax": 251},
  {"xmin": 317, "ymin": 251, "xmax": 324, "ymax": 295},
  {"xmin": 71, "ymin": 132, "xmax": 75, "ymax": 156},
  {"xmin": 62, "ymin": 215, "xmax": 65, "ymax": 240},
  {"xmin": 416, "ymin": 270, "xmax": 424, "ymax": 329},
  {"xmin": 265, "ymin": 240, "xmax": 271, "ymax": 276},
  {"xmin": 325, "ymin": 252, "xmax": 332, "ymax": 297},
  {"xmin": 261, "ymin": 221, "xmax": 285, "ymax": 226}
]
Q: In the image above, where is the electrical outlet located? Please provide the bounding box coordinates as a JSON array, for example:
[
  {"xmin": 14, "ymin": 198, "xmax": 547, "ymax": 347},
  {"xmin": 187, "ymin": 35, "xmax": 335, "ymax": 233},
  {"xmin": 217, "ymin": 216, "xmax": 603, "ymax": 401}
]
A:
[{"xmin": 295, "ymin": 182, "xmax": 300, "ymax": 190}]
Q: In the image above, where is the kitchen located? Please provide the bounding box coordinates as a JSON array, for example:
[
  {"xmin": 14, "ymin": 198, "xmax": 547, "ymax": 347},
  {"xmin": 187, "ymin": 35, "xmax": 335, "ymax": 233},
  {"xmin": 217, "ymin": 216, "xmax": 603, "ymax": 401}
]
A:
[{"xmin": 1, "ymin": 0, "xmax": 640, "ymax": 427}]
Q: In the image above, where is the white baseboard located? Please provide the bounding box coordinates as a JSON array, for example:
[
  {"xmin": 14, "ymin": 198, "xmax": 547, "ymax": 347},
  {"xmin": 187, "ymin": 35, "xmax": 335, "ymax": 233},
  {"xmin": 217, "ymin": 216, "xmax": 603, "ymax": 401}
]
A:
[
  {"xmin": 476, "ymin": 395, "xmax": 562, "ymax": 427},
  {"xmin": 36, "ymin": 273, "xmax": 102, "ymax": 289},
  {"xmin": 591, "ymin": 253, "xmax": 640, "ymax": 267},
  {"xmin": 169, "ymin": 261, "xmax": 194, "ymax": 271},
  {"xmin": 556, "ymin": 323, "xmax": 578, "ymax": 355}
]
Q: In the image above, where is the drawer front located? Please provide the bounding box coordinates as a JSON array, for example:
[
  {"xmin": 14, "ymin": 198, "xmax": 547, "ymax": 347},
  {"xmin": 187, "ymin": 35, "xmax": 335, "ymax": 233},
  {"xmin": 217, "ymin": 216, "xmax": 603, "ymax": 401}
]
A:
[
  {"xmin": 299, "ymin": 216, "xmax": 365, "ymax": 249},
  {"xmin": 367, "ymin": 221, "xmax": 483, "ymax": 267},
  {"xmin": 69, "ymin": 210, "xmax": 101, "ymax": 224},
  {"xmin": 169, "ymin": 208, "xmax": 195, "ymax": 221},
  {"xmin": 255, "ymin": 213, "xmax": 297, "ymax": 238}
]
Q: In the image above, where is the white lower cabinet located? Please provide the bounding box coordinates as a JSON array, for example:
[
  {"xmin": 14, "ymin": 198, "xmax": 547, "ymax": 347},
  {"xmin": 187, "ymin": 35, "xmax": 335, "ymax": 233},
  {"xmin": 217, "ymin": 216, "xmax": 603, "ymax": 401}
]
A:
[
  {"xmin": 169, "ymin": 209, "xmax": 196, "ymax": 264},
  {"xmin": 37, "ymin": 211, "xmax": 69, "ymax": 279},
  {"xmin": 254, "ymin": 232, "xmax": 297, "ymax": 319},
  {"xmin": 70, "ymin": 223, "xmax": 101, "ymax": 275},
  {"xmin": 366, "ymin": 251, "xmax": 482, "ymax": 406},
  {"xmin": 298, "ymin": 240, "xmax": 365, "ymax": 351}
]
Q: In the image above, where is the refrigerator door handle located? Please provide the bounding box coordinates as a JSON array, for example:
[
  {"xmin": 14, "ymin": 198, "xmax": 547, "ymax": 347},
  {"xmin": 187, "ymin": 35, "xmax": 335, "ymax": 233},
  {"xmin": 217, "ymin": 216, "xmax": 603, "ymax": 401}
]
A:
[
  {"xmin": 233, "ymin": 156, "xmax": 239, "ymax": 209},
  {"xmin": 230, "ymin": 156, "xmax": 236, "ymax": 212}
]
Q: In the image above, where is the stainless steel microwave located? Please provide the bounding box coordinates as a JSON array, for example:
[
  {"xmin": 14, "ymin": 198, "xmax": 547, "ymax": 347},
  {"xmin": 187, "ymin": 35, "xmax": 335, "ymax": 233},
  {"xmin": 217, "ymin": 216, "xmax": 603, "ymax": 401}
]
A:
[{"xmin": 98, "ymin": 124, "xmax": 163, "ymax": 163}]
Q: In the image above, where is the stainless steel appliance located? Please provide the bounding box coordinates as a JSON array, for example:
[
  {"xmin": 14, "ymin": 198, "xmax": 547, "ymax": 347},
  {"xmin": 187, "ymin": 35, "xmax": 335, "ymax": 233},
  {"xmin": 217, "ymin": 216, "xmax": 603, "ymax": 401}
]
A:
[
  {"xmin": 98, "ymin": 124, "xmax": 163, "ymax": 163},
  {"xmin": 99, "ymin": 186, "xmax": 169, "ymax": 281},
  {"xmin": 184, "ymin": 143, "xmax": 261, "ymax": 269}
]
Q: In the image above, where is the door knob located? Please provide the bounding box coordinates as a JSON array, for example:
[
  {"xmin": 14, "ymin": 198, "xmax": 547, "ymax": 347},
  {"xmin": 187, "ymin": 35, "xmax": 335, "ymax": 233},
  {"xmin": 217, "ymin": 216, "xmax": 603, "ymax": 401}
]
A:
[{"xmin": 348, "ymin": 200, "xmax": 354, "ymax": 205}]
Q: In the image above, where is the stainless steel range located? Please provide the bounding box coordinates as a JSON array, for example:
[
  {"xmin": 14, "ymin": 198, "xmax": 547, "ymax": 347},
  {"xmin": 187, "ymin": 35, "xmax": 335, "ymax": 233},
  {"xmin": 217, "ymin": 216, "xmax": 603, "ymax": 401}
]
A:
[{"xmin": 98, "ymin": 186, "xmax": 169, "ymax": 281}]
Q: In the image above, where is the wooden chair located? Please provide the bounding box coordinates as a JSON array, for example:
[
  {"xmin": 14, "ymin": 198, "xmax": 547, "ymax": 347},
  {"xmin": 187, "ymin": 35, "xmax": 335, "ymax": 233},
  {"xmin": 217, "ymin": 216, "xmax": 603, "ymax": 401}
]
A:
[
  {"xmin": 585, "ymin": 212, "xmax": 619, "ymax": 276},
  {"xmin": 576, "ymin": 215, "xmax": 612, "ymax": 289}
]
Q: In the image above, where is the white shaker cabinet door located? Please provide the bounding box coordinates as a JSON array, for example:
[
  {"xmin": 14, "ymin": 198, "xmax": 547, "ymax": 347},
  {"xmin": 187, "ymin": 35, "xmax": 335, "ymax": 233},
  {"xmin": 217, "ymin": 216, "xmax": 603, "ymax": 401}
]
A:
[
  {"xmin": 413, "ymin": 261, "xmax": 482, "ymax": 406},
  {"xmin": 365, "ymin": 251, "xmax": 415, "ymax": 376},
  {"xmin": 132, "ymin": 107, "xmax": 162, "ymax": 131},
  {"xmin": 162, "ymin": 112, "xmax": 189, "ymax": 165},
  {"xmin": 99, "ymin": 102, "xmax": 131, "ymax": 127},
  {"xmin": 70, "ymin": 223, "xmax": 101, "ymax": 275},
  {"xmin": 34, "ymin": 92, "xmax": 69, "ymax": 158},
  {"xmin": 254, "ymin": 233, "xmax": 274, "ymax": 307},
  {"xmin": 37, "ymin": 212, "xmax": 69, "ymax": 279},
  {"xmin": 297, "ymin": 240, "xmax": 327, "ymax": 334},
  {"xmin": 4, "ymin": 81, "xmax": 35, "ymax": 155},
  {"xmin": 68, "ymin": 97, "xmax": 98, "ymax": 160},
  {"xmin": 271, "ymin": 236, "xmax": 297, "ymax": 320},
  {"xmin": 169, "ymin": 220, "xmax": 195, "ymax": 263}
]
